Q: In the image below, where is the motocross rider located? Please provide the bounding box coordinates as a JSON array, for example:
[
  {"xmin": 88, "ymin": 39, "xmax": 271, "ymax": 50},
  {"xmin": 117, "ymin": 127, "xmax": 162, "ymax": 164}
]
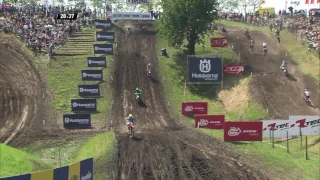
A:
[
  {"xmin": 135, "ymin": 87, "xmax": 142, "ymax": 96},
  {"xmin": 280, "ymin": 60, "xmax": 287, "ymax": 70},
  {"xmin": 250, "ymin": 39, "xmax": 255, "ymax": 49},
  {"xmin": 147, "ymin": 63, "xmax": 151, "ymax": 73},
  {"xmin": 126, "ymin": 114, "xmax": 135, "ymax": 132},
  {"xmin": 245, "ymin": 28, "xmax": 249, "ymax": 36},
  {"xmin": 262, "ymin": 41, "xmax": 267, "ymax": 51},
  {"xmin": 304, "ymin": 89, "xmax": 311, "ymax": 101}
]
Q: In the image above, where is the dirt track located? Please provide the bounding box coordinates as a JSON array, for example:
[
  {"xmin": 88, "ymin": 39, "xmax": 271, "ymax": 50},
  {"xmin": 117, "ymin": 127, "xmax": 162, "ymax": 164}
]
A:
[
  {"xmin": 226, "ymin": 29, "xmax": 320, "ymax": 119},
  {"xmin": 110, "ymin": 21, "xmax": 271, "ymax": 180}
]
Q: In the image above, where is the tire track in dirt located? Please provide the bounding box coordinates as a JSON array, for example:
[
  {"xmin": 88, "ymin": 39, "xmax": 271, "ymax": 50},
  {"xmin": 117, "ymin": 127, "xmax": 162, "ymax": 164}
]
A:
[
  {"xmin": 225, "ymin": 29, "xmax": 320, "ymax": 119},
  {"xmin": 110, "ymin": 21, "xmax": 272, "ymax": 180}
]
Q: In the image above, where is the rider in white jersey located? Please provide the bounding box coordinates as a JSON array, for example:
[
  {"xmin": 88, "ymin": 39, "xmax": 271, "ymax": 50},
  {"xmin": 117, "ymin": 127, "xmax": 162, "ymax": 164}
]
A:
[
  {"xmin": 304, "ymin": 89, "xmax": 311, "ymax": 98},
  {"xmin": 262, "ymin": 41, "xmax": 267, "ymax": 48}
]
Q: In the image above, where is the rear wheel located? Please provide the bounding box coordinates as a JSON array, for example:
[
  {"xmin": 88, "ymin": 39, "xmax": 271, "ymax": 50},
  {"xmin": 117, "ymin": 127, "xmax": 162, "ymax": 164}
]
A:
[{"xmin": 130, "ymin": 127, "xmax": 134, "ymax": 138}]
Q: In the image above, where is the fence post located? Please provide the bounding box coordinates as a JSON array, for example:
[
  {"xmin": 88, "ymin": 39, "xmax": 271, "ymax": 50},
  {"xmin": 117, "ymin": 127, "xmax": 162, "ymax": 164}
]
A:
[
  {"xmin": 305, "ymin": 136, "xmax": 308, "ymax": 160},
  {"xmin": 59, "ymin": 147, "xmax": 62, "ymax": 167},
  {"xmin": 286, "ymin": 131, "xmax": 289, "ymax": 153},
  {"xmin": 300, "ymin": 127, "xmax": 302, "ymax": 148},
  {"xmin": 272, "ymin": 130, "xmax": 274, "ymax": 148}
]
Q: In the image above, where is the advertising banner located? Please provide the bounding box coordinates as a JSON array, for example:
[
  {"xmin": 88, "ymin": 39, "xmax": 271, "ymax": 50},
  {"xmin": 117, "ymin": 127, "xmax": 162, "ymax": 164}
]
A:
[
  {"xmin": 81, "ymin": 70, "xmax": 103, "ymax": 81},
  {"xmin": 30, "ymin": 169, "xmax": 53, "ymax": 180},
  {"xmin": 126, "ymin": 0, "xmax": 149, "ymax": 4},
  {"xmin": 68, "ymin": 161, "xmax": 80, "ymax": 180},
  {"xmin": 71, "ymin": 99, "xmax": 97, "ymax": 112},
  {"xmin": 262, "ymin": 120, "xmax": 290, "ymax": 138},
  {"xmin": 87, "ymin": 57, "xmax": 106, "ymax": 67},
  {"xmin": 187, "ymin": 56, "xmax": 222, "ymax": 84},
  {"xmin": 95, "ymin": 20, "xmax": 111, "ymax": 29},
  {"xmin": 80, "ymin": 158, "xmax": 94, "ymax": 180},
  {"xmin": 210, "ymin": 38, "xmax": 228, "ymax": 48},
  {"xmin": 224, "ymin": 121, "xmax": 263, "ymax": 141},
  {"xmin": 182, "ymin": 102, "xmax": 208, "ymax": 115},
  {"xmin": 111, "ymin": 12, "xmax": 152, "ymax": 20},
  {"xmin": 0, "ymin": 174, "xmax": 31, "ymax": 180},
  {"xmin": 96, "ymin": 31, "xmax": 115, "ymax": 42},
  {"xmin": 78, "ymin": 84, "xmax": 100, "ymax": 97},
  {"xmin": 195, "ymin": 115, "xmax": 225, "ymax": 129},
  {"xmin": 53, "ymin": 166, "xmax": 69, "ymax": 180},
  {"xmin": 63, "ymin": 114, "xmax": 91, "ymax": 129},
  {"xmin": 223, "ymin": 64, "xmax": 245, "ymax": 76},
  {"xmin": 289, "ymin": 116, "xmax": 320, "ymax": 136},
  {"xmin": 93, "ymin": 44, "xmax": 113, "ymax": 55}
]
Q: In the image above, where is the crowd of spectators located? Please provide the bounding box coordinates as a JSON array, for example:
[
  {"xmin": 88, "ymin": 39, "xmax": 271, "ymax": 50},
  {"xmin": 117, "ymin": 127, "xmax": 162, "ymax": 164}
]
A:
[{"xmin": 0, "ymin": 3, "xmax": 95, "ymax": 56}]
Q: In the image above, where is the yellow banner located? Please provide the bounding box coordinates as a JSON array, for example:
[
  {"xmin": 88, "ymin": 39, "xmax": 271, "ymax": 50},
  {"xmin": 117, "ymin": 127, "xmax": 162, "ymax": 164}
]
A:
[
  {"xmin": 68, "ymin": 161, "xmax": 80, "ymax": 180},
  {"xmin": 31, "ymin": 169, "xmax": 53, "ymax": 180}
]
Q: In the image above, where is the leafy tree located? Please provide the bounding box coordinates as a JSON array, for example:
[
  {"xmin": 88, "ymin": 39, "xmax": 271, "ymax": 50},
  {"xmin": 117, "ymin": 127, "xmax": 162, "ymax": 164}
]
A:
[{"xmin": 157, "ymin": 0, "xmax": 218, "ymax": 55}]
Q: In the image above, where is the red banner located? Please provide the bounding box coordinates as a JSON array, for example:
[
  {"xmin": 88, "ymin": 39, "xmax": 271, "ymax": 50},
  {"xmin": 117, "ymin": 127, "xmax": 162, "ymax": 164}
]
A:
[
  {"xmin": 195, "ymin": 115, "xmax": 225, "ymax": 129},
  {"xmin": 182, "ymin": 102, "xmax": 208, "ymax": 115},
  {"xmin": 210, "ymin": 38, "xmax": 228, "ymax": 48},
  {"xmin": 224, "ymin": 121, "xmax": 263, "ymax": 141},
  {"xmin": 223, "ymin": 64, "xmax": 245, "ymax": 75}
]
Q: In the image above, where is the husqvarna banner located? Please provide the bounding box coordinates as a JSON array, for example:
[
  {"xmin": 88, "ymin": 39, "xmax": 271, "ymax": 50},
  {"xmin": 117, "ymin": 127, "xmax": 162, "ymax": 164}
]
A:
[
  {"xmin": 96, "ymin": 31, "xmax": 115, "ymax": 42},
  {"xmin": 93, "ymin": 44, "xmax": 113, "ymax": 54},
  {"xmin": 95, "ymin": 20, "xmax": 111, "ymax": 29},
  {"xmin": 0, "ymin": 158, "xmax": 93, "ymax": 180},
  {"xmin": 187, "ymin": 56, "xmax": 222, "ymax": 84}
]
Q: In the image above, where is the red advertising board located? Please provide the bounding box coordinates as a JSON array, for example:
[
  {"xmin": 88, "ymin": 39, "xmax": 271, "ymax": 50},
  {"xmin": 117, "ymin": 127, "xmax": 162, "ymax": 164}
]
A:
[
  {"xmin": 223, "ymin": 64, "xmax": 245, "ymax": 76},
  {"xmin": 224, "ymin": 121, "xmax": 263, "ymax": 141},
  {"xmin": 195, "ymin": 115, "xmax": 225, "ymax": 129},
  {"xmin": 210, "ymin": 38, "xmax": 228, "ymax": 48},
  {"xmin": 182, "ymin": 102, "xmax": 208, "ymax": 115}
]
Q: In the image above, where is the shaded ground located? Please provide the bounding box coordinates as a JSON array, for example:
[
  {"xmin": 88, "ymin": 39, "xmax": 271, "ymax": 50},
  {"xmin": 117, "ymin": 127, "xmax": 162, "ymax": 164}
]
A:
[
  {"xmin": 110, "ymin": 21, "xmax": 272, "ymax": 180},
  {"xmin": 225, "ymin": 28, "xmax": 320, "ymax": 119}
]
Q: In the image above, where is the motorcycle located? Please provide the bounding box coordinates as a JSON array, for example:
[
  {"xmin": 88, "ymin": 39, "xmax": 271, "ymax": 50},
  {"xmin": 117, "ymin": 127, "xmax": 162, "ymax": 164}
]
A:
[
  {"xmin": 147, "ymin": 67, "xmax": 151, "ymax": 76},
  {"xmin": 128, "ymin": 122, "xmax": 134, "ymax": 138},
  {"xmin": 263, "ymin": 48, "xmax": 268, "ymax": 56},
  {"xmin": 281, "ymin": 67, "xmax": 288, "ymax": 75},
  {"xmin": 135, "ymin": 92, "xmax": 141, "ymax": 101},
  {"xmin": 250, "ymin": 45, "xmax": 254, "ymax": 52}
]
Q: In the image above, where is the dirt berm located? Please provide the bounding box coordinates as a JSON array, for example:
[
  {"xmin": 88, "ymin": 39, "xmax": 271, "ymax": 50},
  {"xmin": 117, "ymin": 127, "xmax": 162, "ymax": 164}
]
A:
[
  {"xmin": 109, "ymin": 21, "xmax": 273, "ymax": 180},
  {"xmin": 225, "ymin": 28, "xmax": 319, "ymax": 119},
  {"xmin": 0, "ymin": 34, "xmax": 58, "ymax": 146}
]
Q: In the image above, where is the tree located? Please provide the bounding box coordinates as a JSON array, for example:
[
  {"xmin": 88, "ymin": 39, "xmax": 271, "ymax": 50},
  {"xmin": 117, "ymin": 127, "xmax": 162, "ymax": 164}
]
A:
[{"xmin": 157, "ymin": 0, "xmax": 218, "ymax": 55}]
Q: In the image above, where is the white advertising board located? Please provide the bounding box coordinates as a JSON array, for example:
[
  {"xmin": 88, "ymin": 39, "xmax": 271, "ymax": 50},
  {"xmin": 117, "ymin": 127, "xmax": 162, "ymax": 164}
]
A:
[
  {"xmin": 289, "ymin": 116, "xmax": 320, "ymax": 136},
  {"xmin": 262, "ymin": 120, "xmax": 290, "ymax": 138},
  {"xmin": 111, "ymin": 12, "xmax": 152, "ymax": 21},
  {"xmin": 126, "ymin": 0, "xmax": 149, "ymax": 4}
]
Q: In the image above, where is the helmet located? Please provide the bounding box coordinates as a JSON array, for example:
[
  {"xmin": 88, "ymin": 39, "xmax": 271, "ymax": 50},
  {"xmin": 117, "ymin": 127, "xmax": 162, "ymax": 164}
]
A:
[
  {"xmin": 136, "ymin": 87, "xmax": 138, "ymax": 90},
  {"xmin": 129, "ymin": 114, "xmax": 133, "ymax": 117}
]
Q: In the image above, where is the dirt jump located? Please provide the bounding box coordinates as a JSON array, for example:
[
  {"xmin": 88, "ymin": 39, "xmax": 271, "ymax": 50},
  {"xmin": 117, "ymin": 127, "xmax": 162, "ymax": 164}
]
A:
[
  {"xmin": 225, "ymin": 28, "xmax": 320, "ymax": 119},
  {"xmin": 110, "ymin": 21, "xmax": 273, "ymax": 180}
]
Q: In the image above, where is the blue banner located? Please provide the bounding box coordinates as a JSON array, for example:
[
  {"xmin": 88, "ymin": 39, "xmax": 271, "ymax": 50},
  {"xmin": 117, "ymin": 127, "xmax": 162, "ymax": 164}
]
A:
[
  {"xmin": 80, "ymin": 158, "xmax": 93, "ymax": 180},
  {"xmin": 53, "ymin": 166, "xmax": 69, "ymax": 180},
  {"xmin": 0, "ymin": 174, "xmax": 31, "ymax": 180}
]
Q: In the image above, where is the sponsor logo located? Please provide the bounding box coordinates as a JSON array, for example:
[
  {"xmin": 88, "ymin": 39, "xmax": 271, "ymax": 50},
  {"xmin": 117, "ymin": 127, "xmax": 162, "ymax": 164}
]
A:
[
  {"xmin": 199, "ymin": 119, "xmax": 209, "ymax": 126},
  {"xmin": 97, "ymin": 34, "xmax": 113, "ymax": 39},
  {"xmin": 72, "ymin": 102, "xmax": 95, "ymax": 108},
  {"xmin": 211, "ymin": 38, "xmax": 228, "ymax": 47},
  {"xmin": 184, "ymin": 106, "xmax": 193, "ymax": 112},
  {"xmin": 79, "ymin": 87, "xmax": 99, "ymax": 93},
  {"xmin": 199, "ymin": 59, "xmax": 211, "ymax": 73},
  {"xmin": 88, "ymin": 60, "xmax": 105, "ymax": 65},
  {"xmin": 82, "ymin": 72, "xmax": 101, "ymax": 78},
  {"xmin": 94, "ymin": 46, "xmax": 112, "ymax": 52},
  {"xmin": 71, "ymin": 175, "xmax": 79, "ymax": 180},
  {"xmin": 81, "ymin": 171, "xmax": 92, "ymax": 180},
  {"xmin": 95, "ymin": 22, "xmax": 110, "ymax": 27},
  {"xmin": 225, "ymin": 66, "xmax": 244, "ymax": 74},
  {"xmin": 64, "ymin": 117, "xmax": 89, "ymax": 124},
  {"xmin": 228, "ymin": 127, "xmax": 241, "ymax": 136},
  {"xmin": 263, "ymin": 122, "xmax": 289, "ymax": 131}
]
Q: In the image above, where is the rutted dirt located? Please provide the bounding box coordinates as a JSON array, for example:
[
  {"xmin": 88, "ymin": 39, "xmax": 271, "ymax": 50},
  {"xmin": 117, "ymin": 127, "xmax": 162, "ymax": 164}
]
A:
[
  {"xmin": 110, "ymin": 21, "xmax": 272, "ymax": 180},
  {"xmin": 226, "ymin": 29, "xmax": 320, "ymax": 119},
  {"xmin": 0, "ymin": 34, "xmax": 57, "ymax": 146}
]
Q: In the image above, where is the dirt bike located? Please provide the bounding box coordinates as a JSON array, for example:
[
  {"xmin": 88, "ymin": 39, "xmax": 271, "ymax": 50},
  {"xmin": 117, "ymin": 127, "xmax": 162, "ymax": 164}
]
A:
[
  {"xmin": 276, "ymin": 35, "xmax": 280, "ymax": 43},
  {"xmin": 281, "ymin": 67, "xmax": 288, "ymax": 75},
  {"xmin": 250, "ymin": 45, "xmax": 254, "ymax": 52},
  {"xmin": 128, "ymin": 122, "xmax": 134, "ymax": 138},
  {"xmin": 303, "ymin": 95, "xmax": 313, "ymax": 106},
  {"xmin": 135, "ymin": 92, "xmax": 141, "ymax": 101},
  {"xmin": 147, "ymin": 67, "xmax": 151, "ymax": 76},
  {"xmin": 263, "ymin": 48, "xmax": 268, "ymax": 56}
]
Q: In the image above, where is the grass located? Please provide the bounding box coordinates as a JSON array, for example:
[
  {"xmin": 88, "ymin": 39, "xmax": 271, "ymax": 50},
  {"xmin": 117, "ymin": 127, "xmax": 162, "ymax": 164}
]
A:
[
  {"xmin": 217, "ymin": 20, "xmax": 320, "ymax": 86},
  {"xmin": 25, "ymin": 132, "xmax": 116, "ymax": 180},
  {"xmin": 34, "ymin": 27, "xmax": 114, "ymax": 120},
  {"xmin": 156, "ymin": 30, "xmax": 318, "ymax": 179},
  {"xmin": 0, "ymin": 144, "xmax": 52, "ymax": 178}
]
